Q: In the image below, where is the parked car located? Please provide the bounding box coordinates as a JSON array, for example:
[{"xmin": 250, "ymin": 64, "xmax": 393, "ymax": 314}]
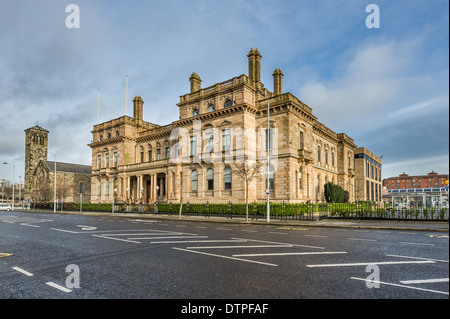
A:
[{"xmin": 0, "ymin": 203, "xmax": 12, "ymax": 211}]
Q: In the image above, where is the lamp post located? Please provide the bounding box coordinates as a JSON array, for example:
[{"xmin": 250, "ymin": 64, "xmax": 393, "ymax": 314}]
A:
[
  {"xmin": 2, "ymin": 162, "xmax": 15, "ymax": 211},
  {"xmin": 266, "ymin": 101, "xmax": 270, "ymax": 223},
  {"xmin": 48, "ymin": 152, "xmax": 57, "ymax": 213}
]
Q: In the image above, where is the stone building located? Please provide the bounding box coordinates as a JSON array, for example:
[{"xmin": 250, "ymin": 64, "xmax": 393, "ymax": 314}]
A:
[
  {"xmin": 354, "ymin": 147, "xmax": 383, "ymax": 202},
  {"xmin": 24, "ymin": 125, "xmax": 91, "ymax": 204},
  {"xmin": 89, "ymin": 49, "xmax": 362, "ymax": 204}
]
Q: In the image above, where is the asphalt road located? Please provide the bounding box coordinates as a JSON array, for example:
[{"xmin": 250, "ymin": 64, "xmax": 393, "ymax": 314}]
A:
[{"xmin": 1, "ymin": 210, "xmax": 448, "ymax": 303}]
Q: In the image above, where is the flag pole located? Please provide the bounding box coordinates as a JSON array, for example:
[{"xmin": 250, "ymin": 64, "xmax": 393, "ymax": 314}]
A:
[{"xmin": 125, "ymin": 75, "xmax": 128, "ymax": 116}]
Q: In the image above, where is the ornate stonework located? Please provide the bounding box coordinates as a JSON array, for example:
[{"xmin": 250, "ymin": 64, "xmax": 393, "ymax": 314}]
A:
[{"xmin": 89, "ymin": 49, "xmax": 375, "ymax": 204}]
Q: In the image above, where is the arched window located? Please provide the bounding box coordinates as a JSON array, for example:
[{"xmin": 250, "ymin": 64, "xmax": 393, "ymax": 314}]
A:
[
  {"xmin": 191, "ymin": 170, "xmax": 198, "ymax": 192},
  {"xmin": 224, "ymin": 100, "xmax": 232, "ymax": 108},
  {"xmin": 192, "ymin": 109, "xmax": 199, "ymax": 116},
  {"xmin": 224, "ymin": 166, "xmax": 231, "ymax": 190},
  {"xmin": 206, "ymin": 168, "xmax": 214, "ymax": 191},
  {"xmin": 298, "ymin": 170, "xmax": 303, "ymax": 190},
  {"xmin": 207, "ymin": 104, "xmax": 215, "ymax": 112}
]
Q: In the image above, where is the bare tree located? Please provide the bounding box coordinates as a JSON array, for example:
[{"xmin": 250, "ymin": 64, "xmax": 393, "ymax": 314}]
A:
[{"xmin": 233, "ymin": 160, "xmax": 263, "ymax": 222}]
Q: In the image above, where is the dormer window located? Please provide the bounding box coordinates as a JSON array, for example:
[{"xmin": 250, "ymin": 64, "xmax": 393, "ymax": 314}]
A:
[
  {"xmin": 192, "ymin": 109, "xmax": 199, "ymax": 116},
  {"xmin": 99, "ymin": 135, "xmax": 103, "ymax": 141},
  {"xmin": 207, "ymin": 105, "xmax": 215, "ymax": 112}
]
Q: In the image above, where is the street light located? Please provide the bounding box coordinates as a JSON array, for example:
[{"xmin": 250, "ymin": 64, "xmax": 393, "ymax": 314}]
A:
[
  {"xmin": 2, "ymin": 162, "xmax": 15, "ymax": 211},
  {"xmin": 48, "ymin": 152, "xmax": 57, "ymax": 213},
  {"xmin": 266, "ymin": 101, "xmax": 270, "ymax": 223}
]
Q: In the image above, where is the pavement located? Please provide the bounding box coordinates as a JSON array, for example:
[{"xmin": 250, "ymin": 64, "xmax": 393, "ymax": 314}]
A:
[{"xmin": 17, "ymin": 208, "xmax": 449, "ymax": 232}]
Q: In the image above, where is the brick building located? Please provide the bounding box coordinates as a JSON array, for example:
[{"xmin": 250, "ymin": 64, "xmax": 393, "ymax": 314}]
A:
[
  {"xmin": 89, "ymin": 49, "xmax": 375, "ymax": 204},
  {"xmin": 383, "ymin": 171, "xmax": 449, "ymax": 190}
]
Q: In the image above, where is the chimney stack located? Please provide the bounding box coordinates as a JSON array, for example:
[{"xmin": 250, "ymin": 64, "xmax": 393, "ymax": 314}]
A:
[
  {"xmin": 247, "ymin": 48, "xmax": 262, "ymax": 86},
  {"xmin": 133, "ymin": 96, "xmax": 144, "ymax": 122},
  {"xmin": 189, "ymin": 72, "xmax": 202, "ymax": 93},
  {"xmin": 272, "ymin": 68, "xmax": 284, "ymax": 95}
]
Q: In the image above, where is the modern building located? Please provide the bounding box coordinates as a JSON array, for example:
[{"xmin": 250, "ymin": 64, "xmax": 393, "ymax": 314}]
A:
[
  {"xmin": 89, "ymin": 49, "xmax": 370, "ymax": 204},
  {"xmin": 24, "ymin": 125, "xmax": 91, "ymax": 204},
  {"xmin": 354, "ymin": 147, "xmax": 383, "ymax": 202},
  {"xmin": 383, "ymin": 171, "xmax": 449, "ymax": 190}
]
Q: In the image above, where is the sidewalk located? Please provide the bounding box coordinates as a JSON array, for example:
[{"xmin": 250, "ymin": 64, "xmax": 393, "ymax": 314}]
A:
[{"xmin": 23, "ymin": 209, "xmax": 449, "ymax": 232}]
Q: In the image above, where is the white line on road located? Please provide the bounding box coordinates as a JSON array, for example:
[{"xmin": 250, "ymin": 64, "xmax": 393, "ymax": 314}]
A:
[
  {"xmin": 12, "ymin": 267, "xmax": 34, "ymax": 277},
  {"xmin": 173, "ymin": 247, "xmax": 278, "ymax": 267},
  {"xmin": 269, "ymin": 232, "xmax": 288, "ymax": 235},
  {"xmin": 217, "ymin": 228, "xmax": 232, "ymax": 231},
  {"xmin": 348, "ymin": 238, "xmax": 377, "ymax": 242},
  {"xmin": 399, "ymin": 242, "xmax": 435, "ymax": 246},
  {"xmin": 233, "ymin": 251, "xmax": 348, "ymax": 257},
  {"xmin": 351, "ymin": 277, "xmax": 448, "ymax": 296},
  {"xmin": 187, "ymin": 244, "xmax": 293, "ymax": 249},
  {"xmin": 400, "ymin": 278, "xmax": 449, "ymax": 284},
  {"xmin": 45, "ymin": 282, "xmax": 72, "ymax": 293},
  {"xmin": 306, "ymin": 260, "xmax": 435, "ymax": 268},
  {"xmin": 232, "ymin": 238, "xmax": 324, "ymax": 250},
  {"xmin": 386, "ymin": 254, "xmax": 449, "ymax": 263},
  {"xmin": 91, "ymin": 235, "xmax": 141, "ymax": 243},
  {"xmin": 305, "ymin": 234, "xmax": 328, "ymax": 238},
  {"xmin": 20, "ymin": 223, "xmax": 40, "ymax": 228},
  {"xmin": 241, "ymin": 230, "xmax": 257, "ymax": 233},
  {"xmin": 132, "ymin": 236, "xmax": 208, "ymax": 240},
  {"xmin": 151, "ymin": 239, "xmax": 247, "ymax": 244}
]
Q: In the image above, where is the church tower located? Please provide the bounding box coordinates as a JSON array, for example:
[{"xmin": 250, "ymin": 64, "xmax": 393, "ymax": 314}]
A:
[{"xmin": 24, "ymin": 125, "xmax": 49, "ymax": 200}]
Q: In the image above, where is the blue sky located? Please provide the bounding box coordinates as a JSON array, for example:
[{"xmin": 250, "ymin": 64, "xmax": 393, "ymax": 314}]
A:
[{"xmin": 0, "ymin": 0, "xmax": 448, "ymax": 184}]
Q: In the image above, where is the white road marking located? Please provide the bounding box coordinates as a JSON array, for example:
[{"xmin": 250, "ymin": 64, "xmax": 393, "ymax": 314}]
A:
[
  {"xmin": 269, "ymin": 232, "xmax": 288, "ymax": 235},
  {"xmin": 232, "ymin": 238, "xmax": 324, "ymax": 250},
  {"xmin": 351, "ymin": 277, "xmax": 448, "ymax": 296},
  {"xmin": 45, "ymin": 282, "xmax": 72, "ymax": 293},
  {"xmin": 233, "ymin": 251, "xmax": 348, "ymax": 257},
  {"xmin": 386, "ymin": 254, "xmax": 449, "ymax": 263},
  {"xmin": 20, "ymin": 223, "xmax": 40, "ymax": 228},
  {"xmin": 132, "ymin": 236, "xmax": 208, "ymax": 240},
  {"xmin": 151, "ymin": 239, "xmax": 247, "ymax": 244},
  {"xmin": 348, "ymin": 238, "xmax": 377, "ymax": 242},
  {"xmin": 91, "ymin": 235, "xmax": 141, "ymax": 243},
  {"xmin": 186, "ymin": 244, "xmax": 293, "ymax": 249},
  {"xmin": 399, "ymin": 242, "xmax": 435, "ymax": 246},
  {"xmin": 241, "ymin": 230, "xmax": 257, "ymax": 233},
  {"xmin": 217, "ymin": 228, "xmax": 232, "ymax": 231},
  {"xmin": 173, "ymin": 247, "xmax": 278, "ymax": 267},
  {"xmin": 12, "ymin": 267, "xmax": 34, "ymax": 277},
  {"xmin": 400, "ymin": 278, "xmax": 449, "ymax": 284},
  {"xmin": 306, "ymin": 260, "xmax": 435, "ymax": 268},
  {"xmin": 305, "ymin": 234, "xmax": 328, "ymax": 238}
]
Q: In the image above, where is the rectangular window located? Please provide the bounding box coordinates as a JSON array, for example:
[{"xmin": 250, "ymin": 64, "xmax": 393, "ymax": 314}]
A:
[
  {"xmin": 98, "ymin": 179, "xmax": 102, "ymax": 196},
  {"xmin": 222, "ymin": 128, "xmax": 230, "ymax": 151},
  {"xmin": 98, "ymin": 155, "xmax": 101, "ymax": 169},
  {"xmin": 114, "ymin": 152, "xmax": 118, "ymax": 167},
  {"xmin": 106, "ymin": 153, "xmax": 109, "ymax": 168},
  {"xmin": 157, "ymin": 149, "xmax": 161, "ymax": 160},
  {"xmin": 190, "ymin": 136, "xmax": 197, "ymax": 156},
  {"xmin": 148, "ymin": 150, "xmax": 152, "ymax": 161},
  {"xmin": 165, "ymin": 146, "xmax": 170, "ymax": 159},
  {"xmin": 206, "ymin": 133, "xmax": 213, "ymax": 153},
  {"xmin": 299, "ymin": 131, "xmax": 304, "ymax": 149}
]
